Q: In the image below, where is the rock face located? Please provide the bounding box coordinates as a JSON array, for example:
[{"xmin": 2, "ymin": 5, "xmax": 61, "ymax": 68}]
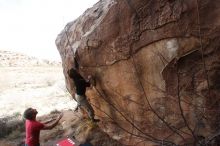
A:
[{"xmin": 56, "ymin": 0, "xmax": 220, "ymax": 145}]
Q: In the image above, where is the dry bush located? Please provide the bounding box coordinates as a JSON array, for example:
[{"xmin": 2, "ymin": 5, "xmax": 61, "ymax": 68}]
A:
[{"xmin": 0, "ymin": 114, "xmax": 24, "ymax": 139}]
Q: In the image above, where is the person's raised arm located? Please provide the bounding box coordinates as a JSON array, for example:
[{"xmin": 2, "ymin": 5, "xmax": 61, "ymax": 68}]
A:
[
  {"xmin": 42, "ymin": 113, "xmax": 63, "ymax": 130},
  {"xmin": 42, "ymin": 118, "xmax": 55, "ymax": 124}
]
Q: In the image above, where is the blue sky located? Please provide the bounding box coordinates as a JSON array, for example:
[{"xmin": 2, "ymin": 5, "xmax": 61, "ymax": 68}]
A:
[{"xmin": 0, "ymin": 0, "xmax": 99, "ymax": 60}]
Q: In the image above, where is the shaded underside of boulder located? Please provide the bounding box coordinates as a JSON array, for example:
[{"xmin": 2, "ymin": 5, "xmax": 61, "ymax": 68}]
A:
[{"xmin": 56, "ymin": 0, "xmax": 220, "ymax": 145}]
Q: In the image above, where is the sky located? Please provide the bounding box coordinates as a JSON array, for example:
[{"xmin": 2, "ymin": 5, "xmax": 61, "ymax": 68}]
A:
[{"xmin": 0, "ymin": 0, "xmax": 99, "ymax": 61}]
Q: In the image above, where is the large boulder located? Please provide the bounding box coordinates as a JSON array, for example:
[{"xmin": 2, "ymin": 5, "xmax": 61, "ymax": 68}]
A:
[{"xmin": 56, "ymin": 0, "xmax": 220, "ymax": 145}]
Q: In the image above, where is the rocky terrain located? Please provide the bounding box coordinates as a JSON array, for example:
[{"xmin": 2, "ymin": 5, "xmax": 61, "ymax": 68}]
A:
[{"xmin": 0, "ymin": 50, "xmax": 61, "ymax": 67}]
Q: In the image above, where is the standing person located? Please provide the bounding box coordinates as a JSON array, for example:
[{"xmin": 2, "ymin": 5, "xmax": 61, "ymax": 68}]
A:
[
  {"xmin": 67, "ymin": 68, "xmax": 100, "ymax": 123},
  {"xmin": 23, "ymin": 108, "xmax": 63, "ymax": 146}
]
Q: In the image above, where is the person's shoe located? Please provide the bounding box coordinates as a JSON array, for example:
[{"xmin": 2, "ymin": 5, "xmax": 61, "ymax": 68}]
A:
[{"xmin": 92, "ymin": 118, "xmax": 100, "ymax": 123}]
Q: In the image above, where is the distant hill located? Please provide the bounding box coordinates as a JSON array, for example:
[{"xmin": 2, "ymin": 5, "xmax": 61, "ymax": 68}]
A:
[{"xmin": 0, "ymin": 50, "xmax": 61, "ymax": 67}]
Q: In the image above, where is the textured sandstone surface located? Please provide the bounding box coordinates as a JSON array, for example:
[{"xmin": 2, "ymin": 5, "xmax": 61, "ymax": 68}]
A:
[{"xmin": 56, "ymin": 0, "xmax": 220, "ymax": 145}]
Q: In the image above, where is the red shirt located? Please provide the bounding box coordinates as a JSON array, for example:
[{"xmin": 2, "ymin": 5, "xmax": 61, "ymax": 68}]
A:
[{"xmin": 25, "ymin": 120, "xmax": 44, "ymax": 146}]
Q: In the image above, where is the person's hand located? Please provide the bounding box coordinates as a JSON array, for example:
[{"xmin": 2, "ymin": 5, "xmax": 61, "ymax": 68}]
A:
[
  {"xmin": 88, "ymin": 75, "xmax": 92, "ymax": 80},
  {"xmin": 88, "ymin": 75, "xmax": 96, "ymax": 86}
]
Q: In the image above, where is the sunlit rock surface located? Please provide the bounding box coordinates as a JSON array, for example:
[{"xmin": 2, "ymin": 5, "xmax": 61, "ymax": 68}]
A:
[{"xmin": 56, "ymin": 0, "xmax": 220, "ymax": 145}]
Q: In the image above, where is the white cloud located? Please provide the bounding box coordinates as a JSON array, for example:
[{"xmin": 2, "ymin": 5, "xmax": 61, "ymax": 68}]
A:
[{"xmin": 0, "ymin": 0, "xmax": 99, "ymax": 60}]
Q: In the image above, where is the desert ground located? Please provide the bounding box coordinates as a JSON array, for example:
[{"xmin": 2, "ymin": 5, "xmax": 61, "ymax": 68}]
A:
[{"xmin": 0, "ymin": 66, "xmax": 76, "ymax": 118}]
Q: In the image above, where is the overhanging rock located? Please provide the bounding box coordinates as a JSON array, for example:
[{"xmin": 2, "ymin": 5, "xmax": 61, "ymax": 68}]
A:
[{"xmin": 56, "ymin": 0, "xmax": 220, "ymax": 145}]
